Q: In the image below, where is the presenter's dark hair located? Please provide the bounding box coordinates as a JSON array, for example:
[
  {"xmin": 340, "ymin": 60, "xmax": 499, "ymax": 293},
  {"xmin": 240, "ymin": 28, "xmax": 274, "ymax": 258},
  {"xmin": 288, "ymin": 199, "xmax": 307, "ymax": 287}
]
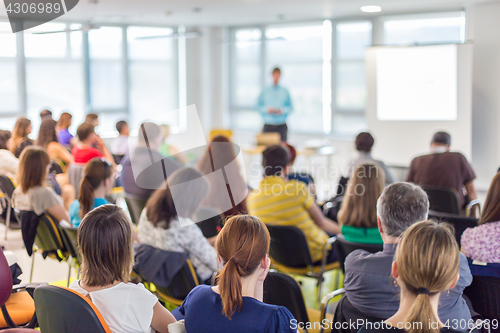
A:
[
  {"xmin": 78, "ymin": 204, "xmax": 133, "ymax": 287},
  {"xmin": 216, "ymin": 215, "xmax": 270, "ymax": 319},
  {"xmin": 431, "ymin": 131, "xmax": 451, "ymax": 146},
  {"xmin": 262, "ymin": 145, "xmax": 289, "ymax": 176},
  {"xmin": 355, "ymin": 132, "xmax": 375, "ymax": 152},
  {"xmin": 272, "ymin": 67, "xmax": 281, "ymax": 74}
]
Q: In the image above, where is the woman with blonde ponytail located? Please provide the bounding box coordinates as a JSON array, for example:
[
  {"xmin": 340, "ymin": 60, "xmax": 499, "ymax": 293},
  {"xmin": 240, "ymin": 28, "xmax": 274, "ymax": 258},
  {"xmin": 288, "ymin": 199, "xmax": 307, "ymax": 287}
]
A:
[
  {"xmin": 176, "ymin": 215, "xmax": 296, "ymax": 332},
  {"xmin": 359, "ymin": 220, "xmax": 464, "ymax": 333}
]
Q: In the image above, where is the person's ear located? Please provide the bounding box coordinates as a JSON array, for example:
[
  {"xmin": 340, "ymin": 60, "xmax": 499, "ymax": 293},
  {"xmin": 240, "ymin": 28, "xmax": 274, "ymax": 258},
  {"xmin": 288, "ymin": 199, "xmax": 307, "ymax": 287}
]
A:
[
  {"xmin": 377, "ymin": 217, "xmax": 383, "ymax": 234},
  {"xmin": 449, "ymin": 272, "xmax": 460, "ymax": 290},
  {"xmin": 391, "ymin": 261, "xmax": 399, "ymax": 279}
]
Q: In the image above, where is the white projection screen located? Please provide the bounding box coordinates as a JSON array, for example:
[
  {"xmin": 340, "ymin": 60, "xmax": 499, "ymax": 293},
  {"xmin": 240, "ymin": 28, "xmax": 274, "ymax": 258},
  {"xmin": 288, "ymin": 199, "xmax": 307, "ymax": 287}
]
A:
[
  {"xmin": 365, "ymin": 43, "xmax": 473, "ymax": 167},
  {"xmin": 377, "ymin": 45, "xmax": 458, "ymax": 121}
]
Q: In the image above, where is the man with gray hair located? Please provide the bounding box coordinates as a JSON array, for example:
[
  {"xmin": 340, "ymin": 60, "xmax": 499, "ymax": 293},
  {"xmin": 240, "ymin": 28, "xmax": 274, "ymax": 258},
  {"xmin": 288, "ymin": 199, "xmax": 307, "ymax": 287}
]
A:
[{"xmin": 343, "ymin": 182, "xmax": 472, "ymax": 324}]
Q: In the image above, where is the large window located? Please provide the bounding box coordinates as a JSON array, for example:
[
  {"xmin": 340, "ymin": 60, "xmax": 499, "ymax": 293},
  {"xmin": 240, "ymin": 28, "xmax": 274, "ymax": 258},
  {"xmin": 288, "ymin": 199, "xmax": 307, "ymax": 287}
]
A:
[{"xmin": 0, "ymin": 22, "xmax": 19, "ymax": 118}]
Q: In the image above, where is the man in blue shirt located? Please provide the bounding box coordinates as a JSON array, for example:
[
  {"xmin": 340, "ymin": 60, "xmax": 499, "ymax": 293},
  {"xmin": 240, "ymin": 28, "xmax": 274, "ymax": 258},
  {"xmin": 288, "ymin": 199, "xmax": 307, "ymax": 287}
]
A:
[{"xmin": 256, "ymin": 67, "xmax": 293, "ymax": 142}]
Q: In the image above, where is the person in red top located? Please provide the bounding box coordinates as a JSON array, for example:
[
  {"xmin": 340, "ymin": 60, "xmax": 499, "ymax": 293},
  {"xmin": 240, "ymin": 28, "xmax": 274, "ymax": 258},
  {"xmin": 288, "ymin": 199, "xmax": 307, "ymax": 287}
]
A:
[{"xmin": 72, "ymin": 122, "xmax": 114, "ymax": 165}]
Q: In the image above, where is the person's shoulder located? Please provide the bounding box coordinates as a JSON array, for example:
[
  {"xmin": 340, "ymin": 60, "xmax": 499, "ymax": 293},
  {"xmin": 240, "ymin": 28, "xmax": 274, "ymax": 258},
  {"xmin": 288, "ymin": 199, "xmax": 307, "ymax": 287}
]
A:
[
  {"xmin": 185, "ymin": 285, "xmax": 213, "ymax": 301},
  {"xmin": 345, "ymin": 248, "xmax": 385, "ymax": 272},
  {"xmin": 69, "ymin": 199, "xmax": 80, "ymax": 211},
  {"xmin": 32, "ymin": 185, "xmax": 57, "ymax": 197}
]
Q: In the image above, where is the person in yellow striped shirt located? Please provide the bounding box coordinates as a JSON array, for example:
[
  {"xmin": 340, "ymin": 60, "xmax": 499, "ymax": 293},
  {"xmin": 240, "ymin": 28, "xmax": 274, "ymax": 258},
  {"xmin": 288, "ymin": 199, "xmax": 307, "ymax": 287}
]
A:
[{"xmin": 247, "ymin": 145, "xmax": 340, "ymax": 263}]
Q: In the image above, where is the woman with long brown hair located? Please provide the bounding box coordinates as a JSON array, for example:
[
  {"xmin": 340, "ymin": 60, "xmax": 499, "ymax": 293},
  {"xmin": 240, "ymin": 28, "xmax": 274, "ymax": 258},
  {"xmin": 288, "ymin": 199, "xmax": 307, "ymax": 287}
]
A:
[
  {"xmin": 359, "ymin": 220, "xmax": 462, "ymax": 333},
  {"xmin": 8, "ymin": 117, "xmax": 33, "ymax": 158},
  {"xmin": 36, "ymin": 118, "xmax": 74, "ymax": 166},
  {"xmin": 12, "ymin": 146, "xmax": 69, "ymax": 223},
  {"xmin": 196, "ymin": 135, "xmax": 247, "ymax": 217},
  {"xmin": 337, "ymin": 163, "xmax": 385, "ymax": 244},
  {"xmin": 461, "ymin": 172, "xmax": 500, "ymax": 263},
  {"xmin": 177, "ymin": 215, "xmax": 296, "ymax": 332}
]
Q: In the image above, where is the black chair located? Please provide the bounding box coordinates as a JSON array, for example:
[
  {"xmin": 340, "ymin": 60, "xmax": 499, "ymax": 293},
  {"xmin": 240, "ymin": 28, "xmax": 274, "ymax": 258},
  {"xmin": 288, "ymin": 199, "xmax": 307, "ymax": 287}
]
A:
[
  {"xmin": 421, "ymin": 185, "xmax": 461, "ymax": 215},
  {"xmin": 428, "ymin": 210, "xmax": 478, "ymax": 245},
  {"xmin": 59, "ymin": 221, "xmax": 81, "ymax": 276},
  {"xmin": 264, "ymin": 272, "xmax": 332, "ymax": 333},
  {"xmin": 266, "ymin": 225, "xmax": 340, "ymax": 307},
  {"xmin": 194, "ymin": 206, "xmax": 223, "ymax": 238},
  {"xmin": 34, "ymin": 285, "xmax": 111, "ymax": 333},
  {"xmin": 333, "ymin": 234, "xmax": 383, "ymax": 273},
  {"xmin": 0, "ymin": 175, "xmax": 20, "ymax": 240},
  {"xmin": 49, "ymin": 161, "xmax": 64, "ymax": 175},
  {"xmin": 124, "ymin": 194, "xmax": 148, "ymax": 225},
  {"xmin": 112, "ymin": 154, "xmax": 125, "ymax": 165}
]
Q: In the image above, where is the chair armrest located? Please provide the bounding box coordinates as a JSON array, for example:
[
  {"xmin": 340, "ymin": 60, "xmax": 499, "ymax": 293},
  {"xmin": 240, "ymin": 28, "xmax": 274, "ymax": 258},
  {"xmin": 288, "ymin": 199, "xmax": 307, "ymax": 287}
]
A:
[
  {"xmin": 12, "ymin": 282, "xmax": 47, "ymax": 298},
  {"xmin": 465, "ymin": 200, "xmax": 481, "ymax": 218},
  {"xmin": 319, "ymin": 236, "xmax": 336, "ymax": 275},
  {"xmin": 319, "ymin": 288, "xmax": 346, "ymax": 333}
]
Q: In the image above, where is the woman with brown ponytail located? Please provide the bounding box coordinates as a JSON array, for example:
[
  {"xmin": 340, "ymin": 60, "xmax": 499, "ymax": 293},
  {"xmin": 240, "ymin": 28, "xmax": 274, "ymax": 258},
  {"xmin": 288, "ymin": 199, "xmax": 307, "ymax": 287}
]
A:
[
  {"xmin": 176, "ymin": 215, "xmax": 296, "ymax": 332},
  {"xmin": 69, "ymin": 157, "xmax": 114, "ymax": 227},
  {"xmin": 359, "ymin": 220, "xmax": 464, "ymax": 333}
]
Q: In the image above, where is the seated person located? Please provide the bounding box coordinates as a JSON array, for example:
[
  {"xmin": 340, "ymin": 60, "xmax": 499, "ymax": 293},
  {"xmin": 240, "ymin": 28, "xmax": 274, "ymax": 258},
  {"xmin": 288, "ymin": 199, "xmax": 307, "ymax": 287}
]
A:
[
  {"xmin": 57, "ymin": 112, "xmax": 76, "ymax": 148},
  {"xmin": 85, "ymin": 113, "xmax": 99, "ymax": 127},
  {"xmin": 359, "ymin": 221, "xmax": 462, "ymax": 333},
  {"xmin": 346, "ymin": 132, "xmax": 395, "ymax": 184},
  {"xmin": 344, "ymin": 182, "xmax": 472, "ymax": 323},
  {"xmin": 69, "ymin": 158, "xmax": 114, "ymax": 227},
  {"xmin": 111, "ymin": 120, "xmax": 129, "ymax": 156},
  {"xmin": 283, "ymin": 144, "xmax": 316, "ymax": 198},
  {"xmin": 196, "ymin": 135, "xmax": 247, "ymax": 217},
  {"xmin": 72, "ymin": 122, "xmax": 114, "ymax": 165},
  {"xmin": 177, "ymin": 215, "xmax": 296, "ymax": 332},
  {"xmin": 0, "ymin": 130, "xmax": 18, "ymax": 178},
  {"xmin": 12, "ymin": 146, "xmax": 69, "ymax": 223},
  {"xmin": 8, "ymin": 117, "xmax": 33, "ymax": 158},
  {"xmin": 138, "ymin": 167, "xmax": 217, "ymax": 284},
  {"xmin": 406, "ymin": 131, "xmax": 477, "ymax": 208},
  {"xmin": 247, "ymin": 145, "xmax": 340, "ymax": 263},
  {"xmin": 461, "ymin": 171, "xmax": 500, "ymax": 263},
  {"xmin": 36, "ymin": 118, "xmax": 74, "ymax": 167},
  {"xmin": 159, "ymin": 124, "xmax": 186, "ymax": 164},
  {"xmin": 337, "ymin": 164, "xmax": 385, "ymax": 244},
  {"xmin": 121, "ymin": 122, "xmax": 181, "ymax": 200},
  {"xmin": 70, "ymin": 205, "xmax": 175, "ymax": 333}
]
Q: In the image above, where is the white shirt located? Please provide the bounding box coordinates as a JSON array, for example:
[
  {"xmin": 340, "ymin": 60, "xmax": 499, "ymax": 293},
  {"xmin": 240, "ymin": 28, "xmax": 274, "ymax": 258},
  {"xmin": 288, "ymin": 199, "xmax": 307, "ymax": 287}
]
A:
[
  {"xmin": 0, "ymin": 149, "xmax": 19, "ymax": 178},
  {"xmin": 70, "ymin": 280, "xmax": 158, "ymax": 333},
  {"xmin": 111, "ymin": 135, "xmax": 129, "ymax": 156}
]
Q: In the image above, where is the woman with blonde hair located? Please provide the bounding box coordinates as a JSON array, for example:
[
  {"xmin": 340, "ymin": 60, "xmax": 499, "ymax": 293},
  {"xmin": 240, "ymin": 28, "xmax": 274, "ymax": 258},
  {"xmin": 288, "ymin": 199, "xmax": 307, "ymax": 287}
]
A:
[
  {"xmin": 70, "ymin": 205, "xmax": 176, "ymax": 332},
  {"xmin": 359, "ymin": 220, "xmax": 462, "ymax": 333},
  {"xmin": 8, "ymin": 117, "xmax": 33, "ymax": 158},
  {"xmin": 337, "ymin": 163, "xmax": 385, "ymax": 244},
  {"xmin": 177, "ymin": 215, "xmax": 296, "ymax": 332}
]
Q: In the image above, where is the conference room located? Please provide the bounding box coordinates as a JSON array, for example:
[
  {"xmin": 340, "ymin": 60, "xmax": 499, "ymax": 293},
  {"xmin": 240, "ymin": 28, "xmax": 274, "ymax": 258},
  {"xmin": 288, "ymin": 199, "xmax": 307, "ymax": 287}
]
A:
[{"xmin": 1, "ymin": 0, "xmax": 500, "ymax": 332}]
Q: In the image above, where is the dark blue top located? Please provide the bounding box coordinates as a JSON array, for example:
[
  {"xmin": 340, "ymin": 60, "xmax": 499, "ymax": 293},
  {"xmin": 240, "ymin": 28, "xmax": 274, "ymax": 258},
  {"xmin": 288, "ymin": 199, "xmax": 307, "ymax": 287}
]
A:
[{"xmin": 177, "ymin": 285, "xmax": 296, "ymax": 333}]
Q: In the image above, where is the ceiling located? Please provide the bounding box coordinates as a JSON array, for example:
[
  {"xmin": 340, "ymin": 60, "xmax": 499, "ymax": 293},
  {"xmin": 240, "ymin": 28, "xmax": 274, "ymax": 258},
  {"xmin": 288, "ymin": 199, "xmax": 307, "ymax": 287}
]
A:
[{"xmin": 0, "ymin": 0, "xmax": 496, "ymax": 27}]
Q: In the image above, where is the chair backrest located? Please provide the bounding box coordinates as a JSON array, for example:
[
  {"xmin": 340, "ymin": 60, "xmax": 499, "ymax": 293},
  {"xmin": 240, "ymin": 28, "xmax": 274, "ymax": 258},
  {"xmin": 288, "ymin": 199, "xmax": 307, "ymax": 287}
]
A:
[
  {"xmin": 0, "ymin": 250, "xmax": 13, "ymax": 306},
  {"xmin": 263, "ymin": 272, "xmax": 309, "ymax": 326},
  {"xmin": 112, "ymin": 154, "xmax": 125, "ymax": 165},
  {"xmin": 154, "ymin": 259, "xmax": 199, "ymax": 302},
  {"xmin": 0, "ymin": 175, "xmax": 16, "ymax": 198},
  {"xmin": 333, "ymin": 234, "xmax": 383, "ymax": 273},
  {"xmin": 59, "ymin": 221, "xmax": 81, "ymax": 266},
  {"xmin": 267, "ymin": 225, "xmax": 313, "ymax": 268},
  {"xmin": 67, "ymin": 164, "xmax": 85, "ymax": 198},
  {"xmin": 34, "ymin": 285, "xmax": 111, "ymax": 333},
  {"xmin": 194, "ymin": 206, "xmax": 223, "ymax": 238},
  {"xmin": 463, "ymin": 276, "xmax": 500, "ymax": 332},
  {"xmin": 428, "ymin": 211, "xmax": 478, "ymax": 245},
  {"xmin": 332, "ymin": 295, "xmax": 384, "ymax": 333},
  {"xmin": 34, "ymin": 214, "xmax": 66, "ymax": 254},
  {"xmin": 49, "ymin": 161, "xmax": 64, "ymax": 175},
  {"xmin": 422, "ymin": 185, "xmax": 461, "ymax": 215},
  {"xmin": 124, "ymin": 195, "xmax": 148, "ymax": 225}
]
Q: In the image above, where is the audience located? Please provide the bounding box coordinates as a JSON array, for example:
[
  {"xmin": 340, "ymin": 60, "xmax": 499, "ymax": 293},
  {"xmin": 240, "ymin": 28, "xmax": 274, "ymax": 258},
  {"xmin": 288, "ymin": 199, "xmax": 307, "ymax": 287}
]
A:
[
  {"xmin": 359, "ymin": 221, "xmax": 462, "ymax": 333},
  {"xmin": 85, "ymin": 113, "xmax": 99, "ymax": 127},
  {"xmin": 0, "ymin": 130, "xmax": 18, "ymax": 178},
  {"xmin": 57, "ymin": 112, "xmax": 76, "ymax": 148},
  {"xmin": 197, "ymin": 135, "xmax": 248, "ymax": 217},
  {"xmin": 461, "ymin": 171, "xmax": 500, "ymax": 263},
  {"xmin": 159, "ymin": 124, "xmax": 185, "ymax": 163},
  {"xmin": 40, "ymin": 109, "xmax": 53, "ymax": 121},
  {"xmin": 138, "ymin": 168, "xmax": 217, "ymax": 284},
  {"xmin": 72, "ymin": 123, "xmax": 113, "ymax": 165},
  {"xmin": 337, "ymin": 164, "xmax": 385, "ymax": 244},
  {"xmin": 344, "ymin": 182, "xmax": 472, "ymax": 323},
  {"xmin": 176, "ymin": 215, "xmax": 296, "ymax": 332},
  {"xmin": 69, "ymin": 158, "xmax": 114, "ymax": 227},
  {"xmin": 12, "ymin": 147, "xmax": 69, "ymax": 223},
  {"xmin": 247, "ymin": 145, "xmax": 340, "ymax": 263},
  {"xmin": 406, "ymin": 131, "xmax": 477, "ymax": 208},
  {"xmin": 121, "ymin": 122, "xmax": 181, "ymax": 200},
  {"xmin": 36, "ymin": 119, "xmax": 74, "ymax": 167},
  {"xmin": 346, "ymin": 132, "xmax": 395, "ymax": 184},
  {"xmin": 70, "ymin": 204, "xmax": 176, "ymax": 333},
  {"xmin": 111, "ymin": 120, "xmax": 129, "ymax": 156},
  {"xmin": 8, "ymin": 117, "xmax": 33, "ymax": 158}
]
